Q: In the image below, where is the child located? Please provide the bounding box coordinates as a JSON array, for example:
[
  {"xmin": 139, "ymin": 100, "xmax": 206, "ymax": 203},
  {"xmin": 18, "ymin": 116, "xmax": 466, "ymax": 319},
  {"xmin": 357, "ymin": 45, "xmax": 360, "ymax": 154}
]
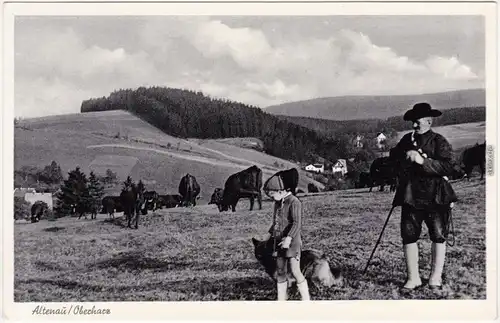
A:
[{"xmin": 262, "ymin": 173, "xmax": 310, "ymax": 301}]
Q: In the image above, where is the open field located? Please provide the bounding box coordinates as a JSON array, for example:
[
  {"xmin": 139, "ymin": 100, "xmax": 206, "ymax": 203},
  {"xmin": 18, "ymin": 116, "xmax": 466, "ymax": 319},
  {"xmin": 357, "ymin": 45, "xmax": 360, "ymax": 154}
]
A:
[
  {"xmin": 14, "ymin": 178, "xmax": 485, "ymax": 301},
  {"xmin": 396, "ymin": 121, "xmax": 486, "ymax": 150},
  {"xmin": 15, "ymin": 110, "xmax": 323, "ymax": 200}
]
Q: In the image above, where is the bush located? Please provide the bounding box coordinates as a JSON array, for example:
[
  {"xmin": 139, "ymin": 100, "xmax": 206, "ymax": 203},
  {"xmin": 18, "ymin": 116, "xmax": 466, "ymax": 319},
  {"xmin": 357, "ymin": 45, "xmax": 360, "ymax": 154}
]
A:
[{"xmin": 14, "ymin": 197, "xmax": 31, "ymax": 220}]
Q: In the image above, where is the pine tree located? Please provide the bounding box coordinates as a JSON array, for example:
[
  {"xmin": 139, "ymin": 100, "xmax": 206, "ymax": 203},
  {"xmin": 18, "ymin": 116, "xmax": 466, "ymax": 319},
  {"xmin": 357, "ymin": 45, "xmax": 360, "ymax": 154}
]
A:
[
  {"xmin": 87, "ymin": 171, "xmax": 104, "ymax": 219},
  {"xmin": 54, "ymin": 167, "xmax": 89, "ymax": 218},
  {"xmin": 122, "ymin": 176, "xmax": 134, "ymax": 191}
]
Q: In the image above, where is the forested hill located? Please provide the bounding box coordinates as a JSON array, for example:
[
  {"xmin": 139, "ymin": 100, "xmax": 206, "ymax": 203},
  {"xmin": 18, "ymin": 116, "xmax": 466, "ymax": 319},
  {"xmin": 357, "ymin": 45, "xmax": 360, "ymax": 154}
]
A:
[
  {"xmin": 81, "ymin": 87, "xmax": 486, "ymax": 164},
  {"xmin": 80, "ymin": 87, "xmax": 353, "ymax": 164}
]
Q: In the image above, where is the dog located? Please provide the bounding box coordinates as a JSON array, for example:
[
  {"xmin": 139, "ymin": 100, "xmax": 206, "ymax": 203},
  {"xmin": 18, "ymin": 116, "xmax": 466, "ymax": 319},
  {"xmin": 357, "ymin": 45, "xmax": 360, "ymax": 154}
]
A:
[{"xmin": 251, "ymin": 237, "xmax": 344, "ymax": 290}]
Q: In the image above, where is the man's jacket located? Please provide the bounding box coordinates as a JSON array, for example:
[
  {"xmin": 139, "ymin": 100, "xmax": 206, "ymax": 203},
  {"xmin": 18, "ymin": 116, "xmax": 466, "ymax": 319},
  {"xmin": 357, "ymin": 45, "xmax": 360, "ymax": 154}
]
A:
[{"xmin": 390, "ymin": 130, "xmax": 458, "ymax": 209}]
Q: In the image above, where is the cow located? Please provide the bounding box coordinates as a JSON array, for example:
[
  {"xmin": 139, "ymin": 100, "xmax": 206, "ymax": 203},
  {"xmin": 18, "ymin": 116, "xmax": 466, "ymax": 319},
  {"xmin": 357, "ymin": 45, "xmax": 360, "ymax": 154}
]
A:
[
  {"xmin": 120, "ymin": 182, "xmax": 147, "ymax": 229},
  {"xmin": 75, "ymin": 203, "xmax": 99, "ymax": 220},
  {"xmin": 144, "ymin": 190, "xmax": 160, "ymax": 212},
  {"xmin": 208, "ymin": 188, "xmax": 224, "ymax": 212},
  {"xmin": 30, "ymin": 201, "xmax": 48, "ymax": 223},
  {"xmin": 274, "ymin": 168, "xmax": 299, "ymax": 196},
  {"xmin": 178, "ymin": 174, "xmax": 201, "ymax": 207},
  {"xmin": 158, "ymin": 194, "xmax": 182, "ymax": 209},
  {"xmin": 307, "ymin": 183, "xmax": 319, "ymax": 193},
  {"xmin": 369, "ymin": 157, "xmax": 398, "ymax": 192},
  {"xmin": 101, "ymin": 196, "xmax": 122, "ymax": 219},
  {"xmin": 357, "ymin": 171, "xmax": 373, "ymax": 189},
  {"xmin": 219, "ymin": 165, "xmax": 263, "ymax": 212},
  {"xmin": 462, "ymin": 143, "xmax": 486, "ymax": 180}
]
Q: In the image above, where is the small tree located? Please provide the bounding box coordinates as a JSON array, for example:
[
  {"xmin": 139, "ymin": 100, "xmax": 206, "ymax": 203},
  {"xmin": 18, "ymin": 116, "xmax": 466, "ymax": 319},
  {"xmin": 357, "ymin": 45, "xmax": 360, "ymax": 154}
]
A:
[
  {"xmin": 54, "ymin": 166, "xmax": 89, "ymax": 218},
  {"xmin": 122, "ymin": 176, "xmax": 134, "ymax": 191},
  {"xmin": 14, "ymin": 197, "xmax": 31, "ymax": 220},
  {"xmin": 102, "ymin": 168, "xmax": 118, "ymax": 186},
  {"xmin": 87, "ymin": 171, "xmax": 105, "ymax": 215}
]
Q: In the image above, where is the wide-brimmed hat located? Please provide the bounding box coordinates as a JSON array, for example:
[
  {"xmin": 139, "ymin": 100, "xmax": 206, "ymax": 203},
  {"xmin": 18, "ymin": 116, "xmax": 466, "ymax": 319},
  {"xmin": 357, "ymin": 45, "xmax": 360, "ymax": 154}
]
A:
[{"xmin": 403, "ymin": 102, "xmax": 442, "ymax": 121}]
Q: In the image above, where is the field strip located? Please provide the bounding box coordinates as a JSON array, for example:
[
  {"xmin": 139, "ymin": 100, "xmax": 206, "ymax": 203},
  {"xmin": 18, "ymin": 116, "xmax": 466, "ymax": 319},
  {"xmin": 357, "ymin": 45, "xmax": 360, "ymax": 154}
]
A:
[{"xmin": 86, "ymin": 144, "xmax": 279, "ymax": 175}]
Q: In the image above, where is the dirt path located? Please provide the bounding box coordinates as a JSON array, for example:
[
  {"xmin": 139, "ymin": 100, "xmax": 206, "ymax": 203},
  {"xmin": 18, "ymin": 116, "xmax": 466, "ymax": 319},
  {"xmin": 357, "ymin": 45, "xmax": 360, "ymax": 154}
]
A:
[{"xmin": 86, "ymin": 144, "xmax": 278, "ymax": 174}]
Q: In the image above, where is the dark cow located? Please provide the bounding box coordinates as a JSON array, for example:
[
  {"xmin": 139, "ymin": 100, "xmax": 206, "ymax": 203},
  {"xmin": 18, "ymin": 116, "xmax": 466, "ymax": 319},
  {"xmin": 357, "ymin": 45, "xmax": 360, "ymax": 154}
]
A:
[
  {"xmin": 158, "ymin": 194, "xmax": 182, "ymax": 209},
  {"xmin": 220, "ymin": 165, "xmax": 263, "ymax": 212},
  {"xmin": 357, "ymin": 171, "xmax": 373, "ymax": 189},
  {"xmin": 76, "ymin": 202, "xmax": 98, "ymax": 220},
  {"xmin": 462, "ymin": 143, "xmax": 486, "ymax": 180},
  {"xmin": 208, "ymin": 188, "xmax": 224, "ymax": 211},
  {"xmin": 120, "ymin": 182, "xmax": 147, "ymax": 229},
  {"xmin": 274, "ymin": 168, "xmax": 299, "ymax": 196},
  {"xmin": 144, "ymin": 191, "xmax": 160, "ymax": 212},
  {"xmin": 30, "ymin": 201, "xmax": 48, "ymax": 223},
  {"xmin": 101, "ymin": 196, "xmax": 122, "ymax": 219},
  {"xmin": 307, "ymin": 183, "xmax": 319, "ymax": 193},
  {"xmin": 178, "ymin": 174, "xmax": 201, "ymax": 207},
  {"xmin": 369, "ymin": 157, "xmax": 398, "ymax": 192}
]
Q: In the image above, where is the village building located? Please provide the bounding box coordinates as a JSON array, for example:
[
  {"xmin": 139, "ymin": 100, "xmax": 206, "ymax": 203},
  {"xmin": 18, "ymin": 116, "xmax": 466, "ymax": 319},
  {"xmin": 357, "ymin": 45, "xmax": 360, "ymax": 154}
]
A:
[
  {"xmin": 332, "ymin": 159, "xmax": 348, "ymax": 176},
  {"xmin": 305, "ymin": 164, "xmax": 325, "ymax": 174},
  {"xmin": 376, "ymin": 132, "xmax": 387, "ymax": 149},
  {"xmin": 14, "ymin": 188, "xmax": 54, "ymax": 210},
  {"xmin": 353, "ymin": 134, "xmax": 364, "ymax": 148}
]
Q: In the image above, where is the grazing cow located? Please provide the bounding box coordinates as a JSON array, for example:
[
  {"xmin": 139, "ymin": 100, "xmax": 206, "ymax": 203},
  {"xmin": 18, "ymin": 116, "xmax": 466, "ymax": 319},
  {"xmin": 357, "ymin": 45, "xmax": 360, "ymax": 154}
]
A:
[
  {"xmin": 369, "ymin": 157, "xmax": 398, "ymax": 192},
  {"xmin": 144, "ymin": 191, "xmax": 160, "ymax": 211},
  {"xmin": 307, "ymin": 183, "xmax": 319, "ymax": 193},
  {"xmin": 220, "ymin": 165, "xmax": 263, "ymax": 212},
  {"xmin": 208, "ymin": 188, "xmax": 224, "ymax": 212},
  {"xmin": 462, "ymin": 143, "xmax": 486, "ymax": 180},
  {"xmin": 101, "ymin": 196, "xmax": 122, "ymax": 219},
  {"xmin": 158, "ymin": 194, "xmax": 182, "ymax": 209},
  {"xmin": 120, "ymin": 182, "xmax": 147, "ymax": 229},
  {"xmin": 274, "ymin": 168, "xmax": 299, "ymax": 196},
  {"xmin": 357, "ymin": 171, "xmax": 373, "ymax": 189},
  {"xmin": 30, "ymin": 201, "xmax": 48, "ymax": 223},
  {"xmin": 178, "ymin": 174, "xmax": 201, "ymax": 207},
  {"xmin": 252, "ymin": 237, "xmax": 344, "ymax": 289}
]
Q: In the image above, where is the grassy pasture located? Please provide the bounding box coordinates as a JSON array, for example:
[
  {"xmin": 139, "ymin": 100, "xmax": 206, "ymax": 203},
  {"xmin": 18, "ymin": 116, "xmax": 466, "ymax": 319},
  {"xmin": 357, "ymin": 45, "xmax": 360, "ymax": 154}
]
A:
[
  {"xmin": 15, "ymin": 111, "xmax": 323, "ymax": 200},
  {"xmin": 396, "ymin": 121, "xmax": 486, "ymax": 150},
  {"xmin": 14, "ymin": 178, "xmax": 485, "ymax": 301}
]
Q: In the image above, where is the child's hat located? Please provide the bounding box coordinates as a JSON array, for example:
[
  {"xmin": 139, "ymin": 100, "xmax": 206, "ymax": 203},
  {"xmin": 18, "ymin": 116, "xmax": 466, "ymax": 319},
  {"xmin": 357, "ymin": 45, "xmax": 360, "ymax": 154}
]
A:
[{"xmin": 263, "ymin": 174, "xmax": 285, "ymax": 192}]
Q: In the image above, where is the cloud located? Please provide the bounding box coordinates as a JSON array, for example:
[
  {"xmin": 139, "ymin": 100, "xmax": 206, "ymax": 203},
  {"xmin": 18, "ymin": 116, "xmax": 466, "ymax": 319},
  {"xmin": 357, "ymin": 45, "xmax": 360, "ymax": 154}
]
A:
[{"xmin": 14, "ymin": 17, "xmax": 484, "ymax": 118}]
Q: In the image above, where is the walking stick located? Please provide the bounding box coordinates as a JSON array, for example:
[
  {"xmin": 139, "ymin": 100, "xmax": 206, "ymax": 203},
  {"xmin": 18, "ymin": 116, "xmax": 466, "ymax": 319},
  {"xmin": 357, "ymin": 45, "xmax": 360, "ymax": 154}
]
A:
[
  {"xmin": 363, "ymin": 205, "xmax": 396, "ymax": 275},
  {"xmin": 272, "ymin": 203, "xmax": 278, "ymax": 258}
]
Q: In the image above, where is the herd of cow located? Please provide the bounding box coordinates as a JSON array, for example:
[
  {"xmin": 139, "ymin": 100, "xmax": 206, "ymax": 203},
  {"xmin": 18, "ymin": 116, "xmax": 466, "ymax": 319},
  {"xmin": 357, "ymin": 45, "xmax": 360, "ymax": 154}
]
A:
[
  {"xmin": 91, "ymin": 166, "xmax": 301, "ymax": 229},
  {"xmin": 28, "ymin": 143, "xmax": 485, "ymax": 226}
]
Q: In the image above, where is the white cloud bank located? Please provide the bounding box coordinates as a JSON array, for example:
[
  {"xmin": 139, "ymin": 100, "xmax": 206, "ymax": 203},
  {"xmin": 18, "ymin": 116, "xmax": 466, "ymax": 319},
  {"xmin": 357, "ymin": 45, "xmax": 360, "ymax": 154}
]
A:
[{"xmin": 14, "ymin": 17, "xmax": 484, "ymax": 118}]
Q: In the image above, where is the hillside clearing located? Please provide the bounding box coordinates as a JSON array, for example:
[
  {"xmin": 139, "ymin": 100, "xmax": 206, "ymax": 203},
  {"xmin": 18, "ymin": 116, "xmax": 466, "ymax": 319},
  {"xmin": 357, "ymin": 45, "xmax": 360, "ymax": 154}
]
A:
[
  {"xmin": 396, "ymin": 121, "xmax": 485, "ymax": 150},
  {"xmin": 15, "ymin": 110, "xmax": 324, "ymax": 199},
  {"xmin": 14, "ymin": 178, "xmax": 485, "ymax": 301}
]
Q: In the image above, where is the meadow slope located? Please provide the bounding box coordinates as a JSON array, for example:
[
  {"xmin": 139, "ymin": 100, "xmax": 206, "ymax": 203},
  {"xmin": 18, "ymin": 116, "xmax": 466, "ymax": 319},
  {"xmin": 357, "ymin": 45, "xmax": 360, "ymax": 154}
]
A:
[
  {"xmin": 396, "ymin": 121, "xmax": 486, "ymax": 150},
  {"xmin": 14, "ymin": 110, "xmax": 324, "ymax": 200},
  {"xmin": 14, "ymin": 178, "xmax": 486, "ymax": 301}
]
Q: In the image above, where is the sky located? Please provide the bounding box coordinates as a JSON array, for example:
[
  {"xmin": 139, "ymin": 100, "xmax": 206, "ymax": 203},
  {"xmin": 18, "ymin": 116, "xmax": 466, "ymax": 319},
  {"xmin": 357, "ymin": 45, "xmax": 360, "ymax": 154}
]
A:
[{"xmin": 14, "ymin": 16, "xmax": 485, "ymax": 118}]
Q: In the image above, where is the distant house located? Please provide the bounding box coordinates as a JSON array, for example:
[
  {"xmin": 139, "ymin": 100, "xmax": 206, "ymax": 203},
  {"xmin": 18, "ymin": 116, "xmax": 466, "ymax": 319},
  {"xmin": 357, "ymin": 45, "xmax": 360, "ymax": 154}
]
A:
[
  {"xmin": 14, "ymin": 188, "xmax": 53, "ymax": 210},
  {"xmin": 305, "ymin": 164, "xmax": 325, "ymax": 174},
  {"xmin": 332, "ymin": 159, "xmax": 348, "ymax": 176},
  {"xmin": 376, "ymin": 132, "xmax": 387, "ymax": 149},
  {"xmin": 353, "ymin": 134, "xmax": 364, "ymax": 148}
]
